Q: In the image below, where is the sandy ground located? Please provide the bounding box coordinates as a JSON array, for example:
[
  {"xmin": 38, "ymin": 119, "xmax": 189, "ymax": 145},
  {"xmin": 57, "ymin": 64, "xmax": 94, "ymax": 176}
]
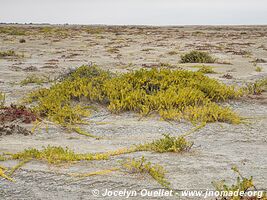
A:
[{"xmin": 0, "ymin": 25, "xmax": 267, "ymax": 200}]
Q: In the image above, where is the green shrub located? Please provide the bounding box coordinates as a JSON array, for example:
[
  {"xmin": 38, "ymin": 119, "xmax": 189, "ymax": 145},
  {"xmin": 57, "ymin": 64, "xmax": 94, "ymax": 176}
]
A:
[
  {"xmin": 39, "ymin": 27, "xmax": 69, "ymax": 38},
  {"xmin": 136, "ymin": 134, "xmax": 193, "ymax": 153},
  {"xmin": 255, "ymin": 66, "xmax": 263, "ymax": 72},
  {"xmin": 168, "ymin": 51, "xmax": 178, "ymax": 55},
  {"xmin": 245, "ymin": 78, "xmax": 267, "ymax": 95},
  {"xmin": 181, "ymin": 51, "xmax": 216, "ymax": 63},
  {"xmin": 0, "ymin": 50, "xmax": 17, "ymax": 58}
]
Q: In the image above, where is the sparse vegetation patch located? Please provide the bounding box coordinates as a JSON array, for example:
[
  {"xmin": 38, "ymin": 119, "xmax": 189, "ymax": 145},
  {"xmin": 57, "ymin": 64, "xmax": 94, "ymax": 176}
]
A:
[
  {"xmin": 0, "ymin": 166, "xmax": 14, "ymax": 182},
  {"xmin": 0, "ymin": 50, "xmax": 19, "ymax": 58},
  {"xmin": 0, "ymin": 27, "xmax": 26, "ymax": 35},
  {"xmin": 10, "ymin": 146, "xmax": 134, "ymax": 165},
  {"xmin": 197, "ymin": 66, "xmax": 216, "ymax": 74},
  {"xmin": 122, "ymin": 156, "xmax": 170, "ymax": 188},
  {"xmin": 20, "ymin": 75, "xmax": 51, "ymax": 86},
  {"xmin": 181, "ymin": 51, "xmax": 216, "ymax": 63},
  {"xmin": 0, "ymin": 92, "xmax": 5, "ymax": 108},
  {"xmin": 136, "ymin": 134, "xmax": 193, "ymax": 153},
  {"xmin": 245, "ymin": 78, "xmax": 267, "ymax": 95},
  {"xmin": 212, "ymin": 166, "xmax": 266, "ymax": 200},
  {"xmin": 255, "ymin": 66, "xmax": 263, "ymax": 72}
]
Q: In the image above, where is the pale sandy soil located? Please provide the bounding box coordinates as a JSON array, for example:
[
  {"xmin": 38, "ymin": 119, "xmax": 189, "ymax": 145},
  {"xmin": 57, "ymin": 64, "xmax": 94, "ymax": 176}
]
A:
[{"xmin": 0, "ymin": 25, "xmax": 267, "ymax": 200}]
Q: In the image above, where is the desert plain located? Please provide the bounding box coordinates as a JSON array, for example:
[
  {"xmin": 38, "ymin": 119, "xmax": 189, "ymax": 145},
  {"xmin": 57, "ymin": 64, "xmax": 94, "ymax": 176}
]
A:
[{"xmin": 0, "ymin": 25, "xmax": 267, "ymax": 199}]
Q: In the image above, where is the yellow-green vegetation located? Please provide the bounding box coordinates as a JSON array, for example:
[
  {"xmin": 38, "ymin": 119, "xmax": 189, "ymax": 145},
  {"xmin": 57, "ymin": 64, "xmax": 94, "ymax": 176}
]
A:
[
  {"xmin": 20, "ymin": 75, "xmax": 51, "ymax": 86},
  {"xmin": 246, "ymin": 78, "xmax": 267, "ymax": 95},
  {"xmin": 0, "ymin": 92, "xmax": 5, "ymax": 108},
  {"xmin": 0, "ymin": 154, "xmax": 6, "ymax": 161},
  {"xmin": 104, "ymin": 68, "xmax": 241, "ymax": 123},
  {"xmin": 10, "ymin": 146, "xmax": 135, "ymax": 165},
  {"xmin": 122, "ymin": 156, "xmax": 170, "ymax": 188},
  {"xmin": 8, "ymin": 159, "xmax": 31, "ymax": 176},
  {"xmin": 136, "ymin": 134, "xmax": 193, "ymax": 153},
  {"xmin": 181, "ymin": 51, "xmax": 216, "ymax": 63},
  {"xmin": 11, "ymin": 146, "xmax": 110, "ymax": 164},
  {"xmin": 255, "ymin": 66, "xmax": 263, "ymax": 72},
  {"xmin": 70, "ymin": 168, "xmax": 119, "ymax": 178},
  {"xmin": 71, "ymin": 126, "xmax": 101, "ymax": 139},
  {"xmin": 0, "ymin": 50, "xmax": 19, "ymax": 58},
  {"xmin": 85, "ymin": 27, "xmax": 105, "ymax": 34},
  {"xmin": 168, "ymin": 51, "xmax": 178, "ymax": 55},
  {"xmin": 24, "ymin": 66, "xmax": 112, "ymax": 125},
  {"xmin": 25, "ymin": 65, "xmax": 242, "ymax": 126},
  {"xmin": 212, "ymin": 166, "xmax": 266, "ymax": 200},
  {"xmin": 197, "ymin": 66, "xmax": 216, "ymax": 74},
  {"xmin": 39, "ymin": 27, "xmax": 69, "ymax": 38},
  {"xmin": 0, "ymin": 27, "xmax": 26, "ymax": 35},
  {"xmin": 107, "ymin": 47, "xmax": 119, "ymax": 54},
  {"xmin": 0, "ymin": 166, "xmax": 14, "ymax": 182}
]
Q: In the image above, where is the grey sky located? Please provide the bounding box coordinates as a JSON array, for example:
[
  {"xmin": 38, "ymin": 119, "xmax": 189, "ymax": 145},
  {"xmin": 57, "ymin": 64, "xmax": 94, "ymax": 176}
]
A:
[{"xmin": 1, "ymin": 0, "xmax": 267, "ymax": 25}]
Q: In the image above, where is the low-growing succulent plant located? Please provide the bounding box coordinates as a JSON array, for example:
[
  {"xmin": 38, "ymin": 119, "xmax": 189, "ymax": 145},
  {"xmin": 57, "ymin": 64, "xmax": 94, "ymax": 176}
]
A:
[
  {"xmin": 245, "ymin": 78, "xmax": 267, "ymax": 95},
  {"xmin": 19, "ymin": 38, "xmax": 26, "ymax": 43},
  {"xmin": 122, "ymin": 156, "xmax": 170, "ymax": 188},
  {"xmin": 136, "ymin": 134, "xmax": 193, "ymax": 153},
  {"xmin": 212, "ymin": 166, "xmax": 266, "ymax": 200},
  {"xmin": 25, "ymin": 65, "xmax": 242, "ymax": 126},
  {"xmin": 197, "ymin": 66, "xmax": 216, "ymax": 74}
]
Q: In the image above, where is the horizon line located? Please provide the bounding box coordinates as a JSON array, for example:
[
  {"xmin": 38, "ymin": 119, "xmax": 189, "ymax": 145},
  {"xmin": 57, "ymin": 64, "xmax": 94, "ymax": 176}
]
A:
[{"xmin": 1, "ymin": 22, "xmax": 267, "ymax": 27}]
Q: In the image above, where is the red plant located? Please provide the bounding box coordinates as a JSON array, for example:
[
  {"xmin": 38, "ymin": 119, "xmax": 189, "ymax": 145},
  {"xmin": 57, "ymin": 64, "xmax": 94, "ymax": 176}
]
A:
[{"xmin": 0, "ymin": 104, "xmax": 37, "ymax": 124}]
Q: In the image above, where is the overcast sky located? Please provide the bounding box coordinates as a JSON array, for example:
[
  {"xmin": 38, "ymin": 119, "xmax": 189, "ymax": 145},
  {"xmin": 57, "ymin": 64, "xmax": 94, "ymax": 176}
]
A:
[{"xmin": 1, "ymin": 0, "xmax": 267, "ymax": 25}]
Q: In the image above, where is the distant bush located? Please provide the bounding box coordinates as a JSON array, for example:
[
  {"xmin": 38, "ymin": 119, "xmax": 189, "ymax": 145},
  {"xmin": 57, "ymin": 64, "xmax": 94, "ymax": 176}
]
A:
[
  {"xmin": 255, "ymin": 66, "xmax": 263, "ymax": 72},
  {"xmin": 181, "ymin": 51, "xmax": 216, "ymax": 63},
  {"xmin": 245, "ymin": 78, "xmax": 267, "ymax": 95},
  {"xmin": 19, "ymin": 38, "xmax": 26, "ymax": 43},
  {"xmin": 20, "ymin": 75, "xmax": 51, "ymax": 86},
  {"xmin": 0, "ymin": 27, "xmax": 26, "ymax": 36},
  {"xmin": 0, "ymin": 50, "xmax": 16, "ymax": 58},
  {"xmin": 168, "ymin": 51, "xmax": 178, "ymax": 55},
  {"xmin": 11, "ymin": 145, "xmax": 134, "ymax": 165},
  {"xmin": 0, "ymin": 92, "xmax": 5, "ymax": 108},
  {"xmin": 212, "ymin": 166, "xmax": 266, "ymax": 200}
]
